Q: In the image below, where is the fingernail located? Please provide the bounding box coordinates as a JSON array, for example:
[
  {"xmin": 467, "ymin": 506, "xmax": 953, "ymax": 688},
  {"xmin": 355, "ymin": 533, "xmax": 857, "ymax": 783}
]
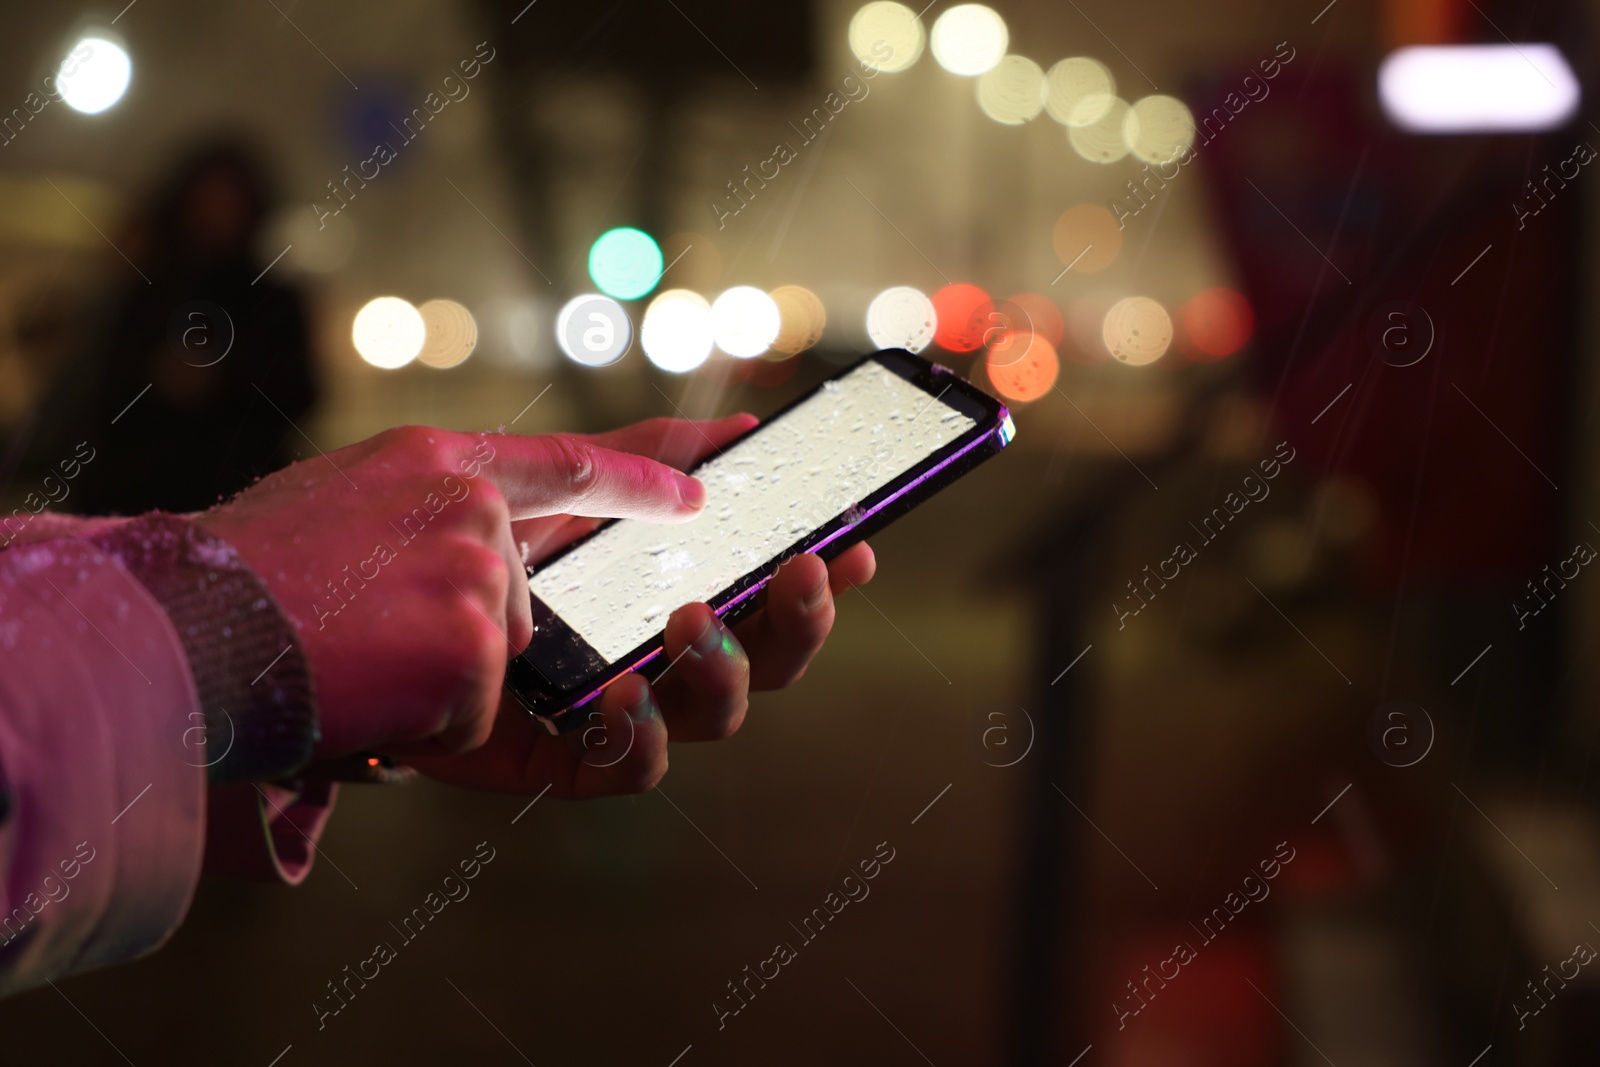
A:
[
  {"xmin": 688, "ymin": 614, "xmax": 724, "ymax": 660},
  {"xmin": 678, "ymin": 475, "xmax": 706, "ymax": 510},
  {"xmin": 627, "ymin": 686, "xmax": 661, "ymax": 726},
  {"xmin": 803, "ymin": 570, "xmax": 830, "ymax": 613}
]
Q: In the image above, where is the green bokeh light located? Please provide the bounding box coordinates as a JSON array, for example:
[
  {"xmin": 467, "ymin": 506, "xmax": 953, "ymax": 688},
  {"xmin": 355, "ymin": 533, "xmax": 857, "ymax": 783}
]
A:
[{"xmin": 588, "ymin": 227, "xmax": 664, "ymax": 301}]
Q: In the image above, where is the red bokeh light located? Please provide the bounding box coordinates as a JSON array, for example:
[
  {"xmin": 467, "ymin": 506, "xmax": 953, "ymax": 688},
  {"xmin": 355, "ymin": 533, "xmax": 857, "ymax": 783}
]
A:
[
  {"xmin": 1180, "ymin": 288, "xmax": 1255, "ymax": 361},
  {"xmin": 931, "ymin": 283, "xmax": 994, "ymax": 353}
]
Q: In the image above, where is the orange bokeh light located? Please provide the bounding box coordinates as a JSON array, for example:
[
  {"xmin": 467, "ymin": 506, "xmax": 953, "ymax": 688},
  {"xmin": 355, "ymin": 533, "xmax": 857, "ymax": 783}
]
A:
[
  {"xmin": 931, "ymin": 283, "xmax": 995, "ymax": 353},
  {"xmin": 1181, "ymin": 287, "xmax": 1255, "ymax": 361},
  {"xmin": 986, "ymin": 330, "xmax": 1059, "ymax": 402}
]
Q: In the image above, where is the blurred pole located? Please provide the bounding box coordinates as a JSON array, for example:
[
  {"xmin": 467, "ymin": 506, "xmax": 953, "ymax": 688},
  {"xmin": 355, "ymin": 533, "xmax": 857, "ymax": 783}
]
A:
[{"xmin": 1004, "ymin": 482, "xmax": 1119, "ymax": 1065}]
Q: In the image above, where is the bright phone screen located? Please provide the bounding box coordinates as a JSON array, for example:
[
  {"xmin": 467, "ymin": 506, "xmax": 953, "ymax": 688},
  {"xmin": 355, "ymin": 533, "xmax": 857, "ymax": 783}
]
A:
[{"xmin": 528, "ymin": 360, "xmax": 978, "ymax": 664}]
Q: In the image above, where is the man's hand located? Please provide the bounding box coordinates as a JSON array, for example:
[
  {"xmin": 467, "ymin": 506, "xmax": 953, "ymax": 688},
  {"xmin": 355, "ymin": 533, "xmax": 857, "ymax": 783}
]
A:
[
  {"xmin": 198, "ymin": 420, "xmax": 715, "ymax": 758},
  {"xmin": 406, "ymin": 547, "xmax": 874, "ymax": 798},
  {"xmin": 405, "ymin": 415, "xmax": 876, "ymax": 797},
  {"xmin": 198, "ymin": 413, "xmax": 874, "ymax": 792}
]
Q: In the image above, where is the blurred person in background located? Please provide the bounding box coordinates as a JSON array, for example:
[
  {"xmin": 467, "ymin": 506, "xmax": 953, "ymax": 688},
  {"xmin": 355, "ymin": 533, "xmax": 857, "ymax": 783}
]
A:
[{"xmin": 61, "ymin": 135, "xmax": 318, "ymax": 515}]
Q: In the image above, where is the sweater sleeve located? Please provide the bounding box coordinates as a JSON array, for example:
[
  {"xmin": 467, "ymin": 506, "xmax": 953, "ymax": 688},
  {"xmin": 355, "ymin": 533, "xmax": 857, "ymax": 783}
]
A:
[{"xmin": 0, "ymin": 537, "xmax": 206, "ymax": 997}]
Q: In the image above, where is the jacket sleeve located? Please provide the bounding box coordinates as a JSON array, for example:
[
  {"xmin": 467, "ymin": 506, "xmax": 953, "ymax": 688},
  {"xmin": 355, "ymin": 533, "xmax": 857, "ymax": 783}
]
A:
[
  {"xmin": 0, "ymin": 513, "xmax": 336, "ymax": 996},
  {"xmin": 0, "ymin": 536, "xmax": 206, "ymax": 997}
]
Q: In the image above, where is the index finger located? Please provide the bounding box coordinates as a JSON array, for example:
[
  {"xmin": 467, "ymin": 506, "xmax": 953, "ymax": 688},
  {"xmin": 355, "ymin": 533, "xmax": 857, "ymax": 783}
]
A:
[
  {"xmin": 577, "ymin": 413, "xmax": 758, "ymax": 471},
  {"xmin": 474, "ymin": 432, "xmax": 709, "ymax": 522}
]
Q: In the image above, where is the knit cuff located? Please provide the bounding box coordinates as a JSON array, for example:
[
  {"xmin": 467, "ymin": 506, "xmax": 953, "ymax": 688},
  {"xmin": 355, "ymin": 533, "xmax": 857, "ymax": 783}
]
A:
[{"xmin": 89, "ymin": 513, "xmax": 318, "ymax": 783}]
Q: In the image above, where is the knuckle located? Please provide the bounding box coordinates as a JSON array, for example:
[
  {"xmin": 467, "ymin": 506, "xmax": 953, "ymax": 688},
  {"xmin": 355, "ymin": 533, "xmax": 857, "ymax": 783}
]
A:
[
  {"xmin": 380, "ymin": 424, "xmax": 433, "ymax": 455},
  {"xmin": 439, "ymin": 587, "xmax": 502, "ymax": 657},
  {"xmin": 471, "ymin": 479, "xmax": 508, "ymax": 515},
  {"xmin": 462, "ymin": 482, "xmax": 509, "ymax": 536},
  {"xmin": 465, "ymin": 539, "xmax": 509, "ymax": 582},
  {"xmin": 380, "ymin": 425, "xmax": 458, "ymax": 476},
  {"xmin": 544, "ymin": 434, "xmax": 596, "ymax": 496},
  {"xmin": 443, "ymin": 540, "xmax": 506, "ymax": 598}
]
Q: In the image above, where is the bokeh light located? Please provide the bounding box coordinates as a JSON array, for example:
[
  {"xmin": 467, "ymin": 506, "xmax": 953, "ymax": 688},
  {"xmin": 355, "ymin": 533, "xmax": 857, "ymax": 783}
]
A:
[
  {"xmin": 930, "ymin": 5, "xmax": 1008, "ymax": 77},
  {"xmin": 417, "ymin": 299, "xmax": 478, "ymax": 369},
  {"xmin": 1378, "ymin": 44, "xmax": 1580, "ymax": 133},
  {"xmin": 995, "ymin": 293, "xmax": 1065, "ymax": 348},
  {"xmin": 352, "ymin": 297, "xmax": 425, "ymax": 370},
  {"xmin": 769, "ymin": 285, "xmax": 827, "ymax": 357},
  {"xmin": 1052, "ymin": 204, "xmax": 1123, "ymax": 274},
  {"xmin": 849, "ymin": 2, "xmax": 925, "ymax": 73},
  {"xmin": 986, "ymin": 332, "xmax": 1059, "ymax": 402},
  {"xmin": 556, "ymin": 294, "xmax": 633, "ymax": 367},
  {"xmin": 930, "ymin": 284, "xmax": 994, "ymax": 353},
  {"xmin": 1068, "ymin": 96, "xmax": 1131, "ymax": 163},
  {"xmin": 711, "ymin": 286, "xmax": 781, "ymax": 358},
  {"xmin": 588, "ymin": 227, "xmax": 664, "ymax": 301},
  {"xmin": 1124, "ymin": 95, "xmax": 1197, "ymax": 165},
  {"xmin": 1044, "ymin": 57, "xmax": 1115, "ymax": 127},
  {"xmin": 1102, "ymin": 296, "xmax": 1173, "ymax": 365},
  {"xmin": 1180, "ymin": 288, "xmax": 1254, "ymax": 360},
  {"xmin": 58, "ymin": 38, "xmax": 131, "ymax": 115},
  {"xmin": 866, "ymin": 286, "xmax": 937, "ymax": 352},
  {"xmin": 641, "ymin": 289, "xmax": 714, "ymax": 373},
  {"xmin": 977, "ymin": 56, "xmax": 1047, "ymax": 124}
]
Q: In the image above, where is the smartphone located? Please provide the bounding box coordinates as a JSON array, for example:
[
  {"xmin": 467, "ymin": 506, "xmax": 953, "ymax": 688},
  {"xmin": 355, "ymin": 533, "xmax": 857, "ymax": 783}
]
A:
[{"xmin": 504, "ymin": 349, "xmax": 1015, "ymax": 731}]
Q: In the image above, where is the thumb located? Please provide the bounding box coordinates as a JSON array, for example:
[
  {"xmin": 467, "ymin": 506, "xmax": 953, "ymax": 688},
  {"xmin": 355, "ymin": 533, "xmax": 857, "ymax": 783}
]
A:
[{"xmin": 481, "ymin": 433, "xmax": 707, "ymax": 522}]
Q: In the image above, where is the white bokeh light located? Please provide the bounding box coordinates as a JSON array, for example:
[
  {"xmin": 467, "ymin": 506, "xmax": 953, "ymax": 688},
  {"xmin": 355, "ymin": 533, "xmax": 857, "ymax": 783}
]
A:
[
  {"xmin": 555, "ymin": 293, "xmax": 633, "ymax": 367},
  {"xmin": 849, "ymin": 2, "xmax": 925, "ymax": 73},
  {"xmin": 866, "ymin": 286, "xmax": 937, "ymax": 353},
  {"xmin": 930, "ymin": 5, "xmax": 1008, "ymax": 77},
  {"xmin": 977, "ymin": 55, "xmax": 1047, "ymax": 124},
  {"xmin": 1123, "ymin": 95, "xmax": 1196, "ymax": 165},
  {"xmin": 641, "ymin": 289, "xmax": 714, "ymax": 373},
  {"xmin": 1068, "ymin": 96, "xmax": 1132, "ymax": 164},
  {"xmin": 58, "ymin": 38, "xmax": 131, "ymax": 115},
  {"xmin": 710, "ymin": 286, "xmax": 781, "ymax": 358},
  {"xmin": 1102, "ymin": 295, "xmax": 1172, "ymax": 365},
  {"xmin": 352, "ymin": 297, "xmax": 425, "ymax": 369},
  {"xmin": 1044, "ymin": 57, "xmax": 1115, "ymax": 127},
  {"xmin": 1378, "ymin": 44, "xmax": 1579, "ymax": 133}
]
